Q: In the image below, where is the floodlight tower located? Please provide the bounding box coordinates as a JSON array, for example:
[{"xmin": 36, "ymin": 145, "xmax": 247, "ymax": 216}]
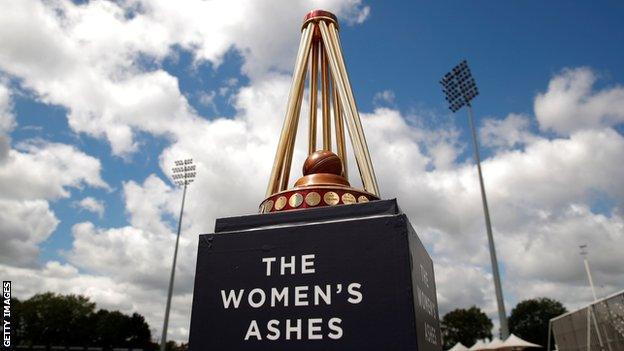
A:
[
  {"xmin": 160, "ymin": 158, "xmax": 196, "ymax": 351},
  {"xmin": 440, "ymin": 60, "xmax": 509, "ymax": 338},
  {"xmin": 579, "ymin": 244, "xmax": 598, "ymax": 301}
]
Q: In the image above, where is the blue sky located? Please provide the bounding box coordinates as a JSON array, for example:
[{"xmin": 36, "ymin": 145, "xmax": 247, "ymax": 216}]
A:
[
  {"xmin": 1, "ymin": 0, "xmax": 623, "ymax": 341},
  {"xmin": 27, "ymin": 0, "xmax": 624, "ymax": 263}
]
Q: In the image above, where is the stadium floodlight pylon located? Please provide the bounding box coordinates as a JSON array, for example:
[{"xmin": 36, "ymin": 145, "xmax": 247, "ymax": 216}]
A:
[
  {"xmin": 161, "ymin": 158, "xmax": 195, "ymax": 351},
  {"xmin": 263, "ymin": 10, "xmax": 380, "ymax": 210},
  {"xmin": 440, "ymin": 60, "xmax": 509, "ymax": 339}
]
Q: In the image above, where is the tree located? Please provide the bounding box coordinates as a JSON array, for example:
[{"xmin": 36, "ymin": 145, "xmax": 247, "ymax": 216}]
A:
[
  {"xmin": 13, "ymin": 292, "xmax": 155, "ymax": 349},
  {"xmin": 509, "ymin": 297, "xmax": 567, "ymax": 348},
  {"xmin": 16, "ymin": 292, "xmax": 96, "ymax": 345},
  {"xmin": 441, "ymin": 306, "xmax": 493, "ymax": 349},
  {"xmin": 91, "ymin": 310, "xmax": 152, "ymax": 348},
  {"xmin": 10, "ymin": 298, "xmax": 22, "ymax": 346},
  {"xmin": 163, "ymin": 340, "xmax": 189, "ymax": 351}
]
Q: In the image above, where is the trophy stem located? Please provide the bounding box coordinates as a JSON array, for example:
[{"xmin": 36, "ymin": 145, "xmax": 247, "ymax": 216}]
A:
[
  {"xmin": 280, "ymin": 78, "xmax": 306, "ymax": 190},
  {"xmin": 333, "ymin": 73, "xmax": 348, "ymax": 179},
  {"xmin": 308, "ymin": 40, "xmax": 319, "ymax": 155},
  {"xmin": 321, "ymin": 41, "xmax": 332, "ymax": 151}
]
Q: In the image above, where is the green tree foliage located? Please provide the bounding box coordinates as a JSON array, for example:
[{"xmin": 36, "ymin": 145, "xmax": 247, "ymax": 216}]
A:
[
  {"xmin": 509, "ymin": 297, "xmax": 567, "ymax": 348},
  {"xmin": 165, "ymin": 340, "xmax": 189, "ymax": 351},
  {"xmin": 441, "ymin": 306, "xmax": 493, "ymax": 349},
  {"xmin": 10, "ymin": 298, "xmax": 22, "ymax": 345},
  {"xmin": 15, "ymin": 292, "xmax": 96, "ymax": 345},
  {"xmin": 13, "ymin": 292, "xmax": 156, "ymax": 349},
  {"xmin": 91, "ymin": 310, "xmax": 153, "ymax": 348}
]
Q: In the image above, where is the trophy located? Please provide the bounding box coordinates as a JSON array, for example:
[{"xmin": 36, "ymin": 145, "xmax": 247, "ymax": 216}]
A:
[
  {"xmin": 260, "ymin": 10, "xmax": 379, "ymax": 213},
  {"xmin": 189, "ymin": 10, "xmax": 442, "ymax": 351}
]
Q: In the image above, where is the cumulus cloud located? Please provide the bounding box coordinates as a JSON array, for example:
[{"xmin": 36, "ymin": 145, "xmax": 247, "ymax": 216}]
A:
[
  {"xmin": 535, "ymin": 67, "xmax": 624, "ymax": 134},
  {"xmin": 0, "ymin": 199, "xmax": 58, "ymax": 267},
  {"xmin": 373, "ymin": 89, "xmax": 396, "ymax": 106},
  {"xmin": 0, "ymin": 81, "xmax": 15, "ymax": 161},
  {"xmin": 68, "ymin": 222, "xmax": 178, "ymax": 290},
  {"xmin": 0, "ymin": 261, "xmax": 157, "ymax": 321},
  {"xmin": 0, "ymin": 82, "xmax": 14, "ymax": 134},
  {"xmin": 480, "ymin": 113, "xmax": 538, "ymax": 149},
  {"xmin": 197, "ymin": 90, "xmax": 217, "ymax": 112},
  {"xmin": 482, "ymin": 128, "xmax": 624, "ymax": 212},
  {"xmin": 0, "ymin": 140, "xmax": 108, "ymax": 200},
  {"xmin": 76, "ymin": 197, "xmax": 105, "ymax": 218},
  {"xmin": 435, "ymin": 262, "xmax": 495, "ymax": 316},
  {"xmin": 67, "ymin": 176, "xmax": 186, "ymax": 288}
]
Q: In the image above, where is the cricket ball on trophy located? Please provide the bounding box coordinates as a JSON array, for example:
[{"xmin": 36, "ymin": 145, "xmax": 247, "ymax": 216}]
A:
[{"xmin": 303, "ymin": 150, "xmax": 343, "ymax": 175}]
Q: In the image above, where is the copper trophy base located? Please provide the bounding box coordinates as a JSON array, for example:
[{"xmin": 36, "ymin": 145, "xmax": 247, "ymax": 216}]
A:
[
  {"xmin": 259, "ymin": 186, "xmax": 379, "ymax": 213},
  {"xmin": 260, "ymin": 150, "xmax": 379, "ymax": 213}
]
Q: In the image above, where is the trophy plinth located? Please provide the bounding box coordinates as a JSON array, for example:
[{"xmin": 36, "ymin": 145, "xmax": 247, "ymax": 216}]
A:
[{"xmin": 189, "ymin": 200, "xmax": 442, "ymax": 351}]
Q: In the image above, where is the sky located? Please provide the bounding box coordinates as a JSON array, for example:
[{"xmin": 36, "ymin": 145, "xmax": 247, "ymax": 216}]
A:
[{"xmin": 1, "ymin": 0, "xmax": 623, "ymax": 343}]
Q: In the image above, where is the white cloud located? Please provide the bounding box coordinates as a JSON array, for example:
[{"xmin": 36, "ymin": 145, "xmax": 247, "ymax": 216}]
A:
[
  {"xmin": 197, "ymin": 90, "xmax": 218, "ymax": 114},
  {"xmin": 68, "ymin": 222, "xmax": 184, "ymax": 291},
  {"xmin": 482, "ymin": 128, "xmax": 624, "ymax": 212},
  {"xmin": 0, "ymin": 140, "xmax": 108, "ymax": 200},
  {"xmin": 499, "ymin": 152, "xmax": 622, "ymax": 305},
  {"xmin": 435, "ymin": 262, "xmax": 496, "ymax": 316},
  {"xmin": 352, "ymin": 4, "xmax": 371, "ymax": 23},
  {"xmin": 502, "ymin": 204, "xmax": 624, "ymax": 301},
  {"xmin": 480, "ymin": 113, "xmax": 538, "ymax": 149},
  {"xmin": 67, "ymin": 177, "xmax": 182, "ymax": 288},
  {"xmin": 76, "ymin": 196, "xmax": 105, "ymax": 218},
  {"xmin": 0, "ymin": 199, "xmax": 58, "ymax": 267},
  {"xmin": 0, "ymin": 81, "xmax": 14, "ymax": 134},
  {"xmin": 219, "ymin": 77, "xmax": 239, "ymax": 97},
  {"xmin": 0, "ymin": 261, "xmax": 164, "ymax": 331},
  {"xmin": 373, "ymin": 89, "xmax": 396, "ymax": 106},
  {"xmin": 0, "ymin": 81, "xmax": 15, "ymax": 162},
  {"xmin": 535, "ymin": 67, "xmax": 624, "ymax": 134},
  {"xmin": 123, "ymin": 176, "xmax": 173, "ymax": 231}
]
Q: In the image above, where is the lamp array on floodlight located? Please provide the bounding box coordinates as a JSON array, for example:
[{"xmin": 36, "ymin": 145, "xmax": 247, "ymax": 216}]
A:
[
  {"xmin": 440, "ymin": 60, "xmax": 479, "ymax": 112},
  {"xmin": 172, "ymin": 158, "xmax": 196, "ymax": 186}
]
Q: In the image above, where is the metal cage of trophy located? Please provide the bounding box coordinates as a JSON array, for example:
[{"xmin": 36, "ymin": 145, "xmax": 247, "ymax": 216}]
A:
[{"xmin": 260, "ymin": 10, "xmax": 380, "ymax": 214}]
